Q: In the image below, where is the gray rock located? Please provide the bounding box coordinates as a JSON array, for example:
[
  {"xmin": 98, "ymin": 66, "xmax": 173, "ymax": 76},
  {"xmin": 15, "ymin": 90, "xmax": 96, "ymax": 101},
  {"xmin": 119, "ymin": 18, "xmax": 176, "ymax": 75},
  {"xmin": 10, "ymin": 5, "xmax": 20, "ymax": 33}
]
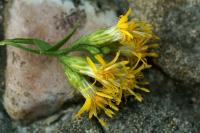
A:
[
  {"xmin": 0, "ymin": 0, "xmax": 5, "ymax": 93},
  {"xmin": 11, "ymin": 68, "xmax": 200, "ymax": 133},
  {"xmin": 14, "ymin": 105, "xmax": 103, "ymax": 133},
  {"xmin": 0, "ymin": 1, "xmax": 15, "ymax": 133},
  {"xmin": 0, "ymin": 103, "xmax": 14, "ymax": 133},
  {"xmin": 130, "ymin": 0, "xmax": 200, "ymax": 85},
  {"xmin": 104, "ymin": 68, "xmax": 200, "ymax": 133},
  {"xmin": 0, "ymin": 0, "xmax": 3, "ymax": 38}
]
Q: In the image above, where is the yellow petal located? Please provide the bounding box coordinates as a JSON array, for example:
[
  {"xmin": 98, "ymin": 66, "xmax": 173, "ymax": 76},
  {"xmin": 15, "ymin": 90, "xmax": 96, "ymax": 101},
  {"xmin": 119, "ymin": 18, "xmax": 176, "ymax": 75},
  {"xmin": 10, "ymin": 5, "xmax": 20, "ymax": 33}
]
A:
[
  {"xmin": 105, "ymin": 109, "xmax": 114, "ymax": 118},
  {"xmin": 89, "ymin": 105, "xmax": 96, "ymax": 119},
  {"xmin": 148, "ymin": 43, "xmax": 159, "ymax": 48},
  {"xmin": 76, "ymin": 98, "xmax": 91, "ymax": 118},
  {"xmin": 95, "ymin": 54, "xmax": 106, "ymax": 65},
  {"xmin": 125, "ymin": 8, "xmax": 132, "ymax": 17},
  {"xmin": 96, "ymin": 92, "xmax": 113, "ymax": 99},
  {"xmin": 135, "ymin": 85, "xmax": 150, "ymax": 92},
  {"xmin": 128, "ymin": 89, "xmax": 143, "ymax": 102},
  {"xmin": 86, "ymin": 57, "xmax": 97, "ymax": 73},
  {"xmin": 147, "ymin": 52, "xmax": 159, "ymax": 57},
  {"xmin": 120, "ymin": 30, "xmax": 133, "ymax": 39},
  {"xmin": 109, "ymin": 101, "xmax": 119, "ymax": 111},
  {"xmin": 118, "ymin": 8, "xmax": 132, "ymax": 24},
  {"xmin": 139, "ymin": 87, "xmax": 150, "ymax": 92},
  {"xmin": 118, "ymin": 23, "xmax": 129, "ymax": 29},
  {"xmin": 98, "ymin": 118, "xmax": 106, "ymax": 126},
  {"xmin": 107, "ymin": 51, "xmax": 120, "ymax": 66}
]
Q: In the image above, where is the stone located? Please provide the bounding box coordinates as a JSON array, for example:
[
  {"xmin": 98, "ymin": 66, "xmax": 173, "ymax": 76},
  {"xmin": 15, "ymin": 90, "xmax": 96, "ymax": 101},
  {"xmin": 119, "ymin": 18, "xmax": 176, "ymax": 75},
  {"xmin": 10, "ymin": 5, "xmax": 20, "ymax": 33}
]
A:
[
  {"xmin": 4, "ymin": 0, "xmax": 116, "ymax": 120},
  {"xmin": 14, "ymin": 106, "xmax": 102, "ymax": 133},
  {"xmin": 11, "ymin": 68, "xmax": 200, "ymax": 133},
  {"xmin": 0, "ymin": 1, "xmax": 12, "ymax": 132},
  {"xmin": 104, "ymin": 68, "xmax": 200, "ymax": 132},
  {"xmin": 0, "ymin": 103, "xmax": 13, "ymax": 133},
  {"xmin": 0, "ymin": 0, "xmax": 5, "ymax": 91},
  {"xmin": 129, "ymin": 0, "xmax": 200, "ymax": 85}
]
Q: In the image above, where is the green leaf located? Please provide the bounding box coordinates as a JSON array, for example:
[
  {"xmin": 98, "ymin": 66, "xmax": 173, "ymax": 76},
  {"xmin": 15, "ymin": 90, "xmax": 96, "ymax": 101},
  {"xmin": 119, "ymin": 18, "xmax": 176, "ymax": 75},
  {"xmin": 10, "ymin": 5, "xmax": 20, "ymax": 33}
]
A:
[
  {"xmin": 0, "ymin": 41, "xmax": 40, "ymax": 54},
  {"xmin": 47, "ymin": 26, "xmax": 77, "ymax": 51},
  {"xmin": 1, "ymin": 38, "xmax": 52, "ymax": 51},
  {"xmin": 32, "ymin": 39, "xmax": 51, "ymax": 50},
  {"xmin": 0, "ymin": 40, "xmax": 64, "ymax": 56}
]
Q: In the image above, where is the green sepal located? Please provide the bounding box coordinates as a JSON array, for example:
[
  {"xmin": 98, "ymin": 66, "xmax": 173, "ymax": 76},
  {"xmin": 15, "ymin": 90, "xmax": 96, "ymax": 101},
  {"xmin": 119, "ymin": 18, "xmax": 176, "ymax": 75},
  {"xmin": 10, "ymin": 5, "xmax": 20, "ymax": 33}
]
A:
[
  {"xmin": 101, "ymin": 47, "xmax": 111, "ymax": 54},
  {"xmin": 79, "ymin": 45, "xmax": 101, "ymax": 55}
]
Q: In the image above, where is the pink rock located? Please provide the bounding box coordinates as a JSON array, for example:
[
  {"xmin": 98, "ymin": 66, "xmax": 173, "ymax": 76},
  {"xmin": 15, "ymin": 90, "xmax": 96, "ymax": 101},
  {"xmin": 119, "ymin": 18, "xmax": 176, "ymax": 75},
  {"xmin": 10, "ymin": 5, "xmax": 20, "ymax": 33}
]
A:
[{"xmin": 4, "ymin": 0, "xmax": 116, "ymax": 120}]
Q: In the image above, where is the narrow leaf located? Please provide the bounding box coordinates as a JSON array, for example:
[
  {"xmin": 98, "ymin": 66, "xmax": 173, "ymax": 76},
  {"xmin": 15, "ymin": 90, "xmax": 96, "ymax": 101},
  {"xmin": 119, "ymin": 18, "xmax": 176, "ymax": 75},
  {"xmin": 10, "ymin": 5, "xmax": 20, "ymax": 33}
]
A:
[
  {"xmin": 33, "ymin": 39, "xmax": 51, "ymax": 50},
  {"xmin": 47, "ymin": 26, "xmax": 77, "ymax": 51},
  {"xmin": 0, "ymin": 41, "xmax": 40, "ymax": 54},
  {"xmin": 2, "ymin": 38, "xmax": 52, "ymax": 51}
]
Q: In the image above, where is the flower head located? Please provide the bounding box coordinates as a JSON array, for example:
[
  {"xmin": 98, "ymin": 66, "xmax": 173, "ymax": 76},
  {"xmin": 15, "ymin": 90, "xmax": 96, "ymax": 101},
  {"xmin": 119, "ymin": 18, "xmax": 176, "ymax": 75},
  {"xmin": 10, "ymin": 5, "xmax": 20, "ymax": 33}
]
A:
[
  {"xmin": 73, "ymin": 8, "xmax": 156, "ymax": 47},
  {"xmin": 116, "ymin": 8, "xmax": 134, "ymax": 42},
  {"xmin": 60, "ymin": 50, "xmax": 151, "ymax": 125},
  {"xmin": 120, "ymin": 38, "xmax": 159, "ymax": 65},
  {"xmin": 86, "ymin": 52, "xmax": 127, "ymax": 102},
  {"xmin": 63, "ymin": 66, "xmax": 118, "ymax": 126},
  {"xmin": 116, "ymin": 8, "xmax": 156, "ymax": 43},
  {"xmin": 121, "ymin": 63, "xmax": 150, "ymax": 102},
  {"xmin": 60, "ymin": 52, "xmax": 128, "ymax": 105}
]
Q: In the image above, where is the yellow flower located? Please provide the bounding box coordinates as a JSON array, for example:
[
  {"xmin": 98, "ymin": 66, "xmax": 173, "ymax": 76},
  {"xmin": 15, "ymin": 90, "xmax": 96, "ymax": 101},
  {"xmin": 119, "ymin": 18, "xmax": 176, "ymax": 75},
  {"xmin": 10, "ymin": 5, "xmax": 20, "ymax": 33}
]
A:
[
  {"xmin": 85, "ymin": 51, "xmax": 129, "ymax": 104},
  {"xmin": 70, "ymin": 8, "xmax": 157, "ymax": 48},
  {"xmin": 76, "ymin": 86, "xmax": 119, "ymax": 126},
  {"xmin": 61, "ymin": 52, "xmax": 136, "ymax": 104},
  {"xmin": 85, "ymin": 52, "xmax": 149, "ymax": 103},
  {"xmin": 120, "ymin": 38, "xmax": 158, "ymax": 65},
  {"xmin": 80, "ymin": 8, "xmax": 155, "ymax": 46},
  {"xmin": 116, "ymin": 8, "xmax": 133, "ymax": 42},
  {"xmin": 116, "ymin": 8, "xmax": 157, "ymax": 43},
  {"xmin": 121, "ymin": 63, "xmax": 150, "ymax": 102},
  {"xmin": 63, "ymin": 65, "xmax": 119, "ymax": 126},
  {"xmin": 61, "ymin": 51, "xmax": 151, "ymax": 125}
]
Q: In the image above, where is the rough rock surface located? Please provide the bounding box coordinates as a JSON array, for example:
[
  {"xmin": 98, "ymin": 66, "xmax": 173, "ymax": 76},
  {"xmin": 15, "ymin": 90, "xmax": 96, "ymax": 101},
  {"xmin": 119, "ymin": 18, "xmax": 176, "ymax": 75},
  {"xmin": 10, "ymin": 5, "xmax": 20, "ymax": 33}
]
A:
[
  {"xmin": 0, "ymin": 1, "xmax": 13, "ymax": 133},
  {"xmin": 104, "ymin": 69, "xmax": 200, "ymax": 132},
  {"xmin": 0, "ymin": 104, "xmax": 13, "ymax": 133},
  {"xmin": 130, "ymin": 0, "xmax": 200, "ymax": 85},
  {"xmin": 4, "ymin": 0, "xmax": 116, "ymax": 120},
  {"xmin": 0, "ymin": 0, "xmax": 5, "ymax": 92},
  {"xmin": 10, "ymin": 69, "xmax": 200, "ymax": 133}
]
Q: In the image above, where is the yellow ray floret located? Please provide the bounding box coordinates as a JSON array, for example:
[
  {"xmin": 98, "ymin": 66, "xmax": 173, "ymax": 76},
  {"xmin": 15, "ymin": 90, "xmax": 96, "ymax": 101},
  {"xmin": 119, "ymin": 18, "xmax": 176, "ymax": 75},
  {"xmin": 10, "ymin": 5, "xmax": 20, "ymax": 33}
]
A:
[
  {"xmin": 86, "ymin": 52, "xmax": 129, "ymax": 104},
  {"xmin": 76, "ymin": 82, "xmax": 119, "ymax": 126},
  {"xmin": 121, "ymin": 63, "xmax": 150, "ymax": 102},
  {"xmin": 120, "ymin": 38, "xmax": 159, "ymax": 66},
  {"xmin": 116, "ymin": 8, "xmax": 156, "ymax": 43},
  {"xmin": 64, "ymin": 66, "xmax": 119, "ymax": 126},
  {"xmin": 117, "ymin": 8, "xmax": 133, "ymax": 42}
]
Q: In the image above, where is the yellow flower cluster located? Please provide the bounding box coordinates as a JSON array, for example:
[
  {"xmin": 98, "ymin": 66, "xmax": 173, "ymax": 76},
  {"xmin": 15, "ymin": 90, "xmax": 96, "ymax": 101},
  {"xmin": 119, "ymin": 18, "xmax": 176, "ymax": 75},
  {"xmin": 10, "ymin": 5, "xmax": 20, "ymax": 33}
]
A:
[
  {"xmin": 0, "ymin": 7, "xmax": 159, "ymax": 126},
  {"xmin": 116, "ymin": 8, "xmax": 159, "ymax": 65},
  {"xmin": 59, "ymin": 8, "xmax": 159, "ymax": 126},
  {"xmin": 61, "ymin": 52, "xmax": 151, "ymax": 125}
]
